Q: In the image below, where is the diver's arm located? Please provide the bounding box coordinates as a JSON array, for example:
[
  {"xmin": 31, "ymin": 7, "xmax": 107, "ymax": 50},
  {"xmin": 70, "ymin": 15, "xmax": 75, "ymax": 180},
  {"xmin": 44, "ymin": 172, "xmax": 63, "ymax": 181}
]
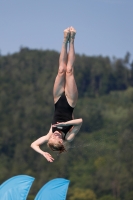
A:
[
  {"xmin": 65, "ymin": 119, "xmax": 83, "ymax": 142},
  {"xmin": 52, "ymin": 118, "xmax": 83, "ymax": 127},
  {"xmin": 52, "ymin": 118, "xmax": 83, "ymax": 142},
  {"xmin": 65, "ymin": 118, "xmax": 82, "ymax": 126},
  {"xmin": 30, "ymin": 126, "xmax": 54, "ymax": 162}
]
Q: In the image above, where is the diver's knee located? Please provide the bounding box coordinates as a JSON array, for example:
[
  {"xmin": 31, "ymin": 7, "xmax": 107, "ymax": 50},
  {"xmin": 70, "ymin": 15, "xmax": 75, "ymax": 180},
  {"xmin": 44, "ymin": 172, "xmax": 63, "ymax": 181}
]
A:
[
  {"xmin": 66, "ymin": 66, "xmax": 73, "ymax": 75},
  {"xmin": 58, "ymin": 65, "xmax": 66, "ymax": 75}
]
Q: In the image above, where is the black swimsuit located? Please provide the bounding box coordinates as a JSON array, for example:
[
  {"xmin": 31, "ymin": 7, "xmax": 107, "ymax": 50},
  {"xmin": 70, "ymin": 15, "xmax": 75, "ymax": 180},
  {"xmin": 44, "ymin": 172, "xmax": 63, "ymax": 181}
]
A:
[{"xmin": 52, "ymin": 92, "xmax": 74, "ymax": 139}]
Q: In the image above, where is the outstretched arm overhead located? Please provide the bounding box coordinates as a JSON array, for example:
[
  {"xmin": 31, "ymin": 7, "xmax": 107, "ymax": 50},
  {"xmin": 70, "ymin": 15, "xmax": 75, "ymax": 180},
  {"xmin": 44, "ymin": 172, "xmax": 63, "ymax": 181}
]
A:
[{"xmin": 30, "ymin": 126, "xmax": 54, "ymax": 162}]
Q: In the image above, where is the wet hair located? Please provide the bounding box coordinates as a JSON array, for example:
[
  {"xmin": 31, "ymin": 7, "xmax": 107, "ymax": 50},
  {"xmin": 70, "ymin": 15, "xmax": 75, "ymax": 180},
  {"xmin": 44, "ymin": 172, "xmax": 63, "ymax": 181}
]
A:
[{"xmin": 47, "ymin": 141, "xmax": 66, "ymax": 154}]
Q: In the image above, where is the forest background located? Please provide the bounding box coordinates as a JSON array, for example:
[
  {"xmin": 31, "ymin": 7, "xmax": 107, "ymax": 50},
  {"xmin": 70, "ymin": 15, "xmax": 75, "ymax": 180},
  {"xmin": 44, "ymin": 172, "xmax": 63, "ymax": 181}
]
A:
[{"xmin": 0, "ymin": 48, "xmax": 133, "ymax": 200}]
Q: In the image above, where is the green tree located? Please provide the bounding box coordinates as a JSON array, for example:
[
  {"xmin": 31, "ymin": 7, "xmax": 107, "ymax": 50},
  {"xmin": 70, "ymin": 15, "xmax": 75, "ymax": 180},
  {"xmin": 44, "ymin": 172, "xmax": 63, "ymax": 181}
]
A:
[
  {"xmin": 68, "ymin": 188, "xmax": 96, "ymax": 200},
  {"xmin": 98, "ymin": 195, "xmax": 117, "ymax": 200}
]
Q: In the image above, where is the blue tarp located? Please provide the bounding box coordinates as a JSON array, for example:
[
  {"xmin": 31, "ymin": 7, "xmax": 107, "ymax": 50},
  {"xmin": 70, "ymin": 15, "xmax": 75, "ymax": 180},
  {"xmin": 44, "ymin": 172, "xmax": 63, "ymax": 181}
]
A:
[
  {"xmin": 0, "ymin": 175, "xmax": 34, "ymax": 200},
  {"xmin": 35, "ymin": 178, "xmax": 70, "ymax": 200}
]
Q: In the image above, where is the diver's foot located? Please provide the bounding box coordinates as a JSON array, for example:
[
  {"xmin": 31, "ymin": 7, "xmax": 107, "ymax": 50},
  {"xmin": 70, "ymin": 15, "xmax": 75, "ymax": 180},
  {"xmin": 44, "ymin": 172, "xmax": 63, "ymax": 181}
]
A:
[
  {"xmin": 63, "ymin": 27, "xmax": 70, "ymax": 44},
  {"xmin": 70, "ymin": 26, "xmax": 76, "ymax": 43}
]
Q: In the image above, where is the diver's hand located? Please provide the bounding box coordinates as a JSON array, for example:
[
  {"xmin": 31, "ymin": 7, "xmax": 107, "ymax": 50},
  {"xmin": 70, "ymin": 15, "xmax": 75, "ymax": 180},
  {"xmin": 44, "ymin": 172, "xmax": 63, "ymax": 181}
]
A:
[
  {"xmin": 42, "ymin": 152, "xmax": 54, "ymax": 162},
  {"xmin": 52, "ymin": 122, "xmax": 66, "ymax": 128}
]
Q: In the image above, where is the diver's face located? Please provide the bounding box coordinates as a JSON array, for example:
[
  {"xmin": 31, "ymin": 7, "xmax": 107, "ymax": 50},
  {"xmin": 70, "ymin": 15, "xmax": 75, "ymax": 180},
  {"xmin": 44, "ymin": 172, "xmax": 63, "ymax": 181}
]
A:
[{"xmin": 49, "ymin": 131, "xmax": 63, "ymax": 143}]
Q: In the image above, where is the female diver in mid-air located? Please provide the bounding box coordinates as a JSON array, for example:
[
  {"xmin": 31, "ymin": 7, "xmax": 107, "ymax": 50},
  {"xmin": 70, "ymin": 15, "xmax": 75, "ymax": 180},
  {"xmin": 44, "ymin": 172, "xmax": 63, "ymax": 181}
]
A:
[{"xmin": 31, "ymin": 26, "xmax": 83, "ymax": 162}]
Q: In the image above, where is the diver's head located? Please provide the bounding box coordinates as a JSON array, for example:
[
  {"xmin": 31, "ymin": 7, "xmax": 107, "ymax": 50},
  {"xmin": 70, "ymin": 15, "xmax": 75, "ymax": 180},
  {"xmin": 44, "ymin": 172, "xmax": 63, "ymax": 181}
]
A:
[{"xmin": 47, "ymin": 131, "xmax": 66, "ymax": 153}]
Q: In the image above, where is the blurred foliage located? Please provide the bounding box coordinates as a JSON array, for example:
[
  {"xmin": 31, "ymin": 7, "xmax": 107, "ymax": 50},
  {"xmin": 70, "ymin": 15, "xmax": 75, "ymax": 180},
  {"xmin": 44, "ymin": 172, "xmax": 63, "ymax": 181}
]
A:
[
  {"xmin": 0, "ymin": 49, "xmax": 133, "ymax": 199},
  {"xmin": 98, "ymin": 195, "xmax": 117, "ymax": 200},
  {"xmin": 68, "ymin": 188, "xmax": 96, "ymax": 200}
]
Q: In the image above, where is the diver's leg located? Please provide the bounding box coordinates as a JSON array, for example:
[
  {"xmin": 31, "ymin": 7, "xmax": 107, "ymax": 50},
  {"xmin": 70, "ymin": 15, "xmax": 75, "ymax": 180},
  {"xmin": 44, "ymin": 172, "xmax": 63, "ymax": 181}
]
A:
[
  {"xmin": 53, "ymin": 28, "xmax": 70, "ymax": 103},
  {"xmin": 65, "ymin": 26, "xmax": 78, "ymax": 107}
]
